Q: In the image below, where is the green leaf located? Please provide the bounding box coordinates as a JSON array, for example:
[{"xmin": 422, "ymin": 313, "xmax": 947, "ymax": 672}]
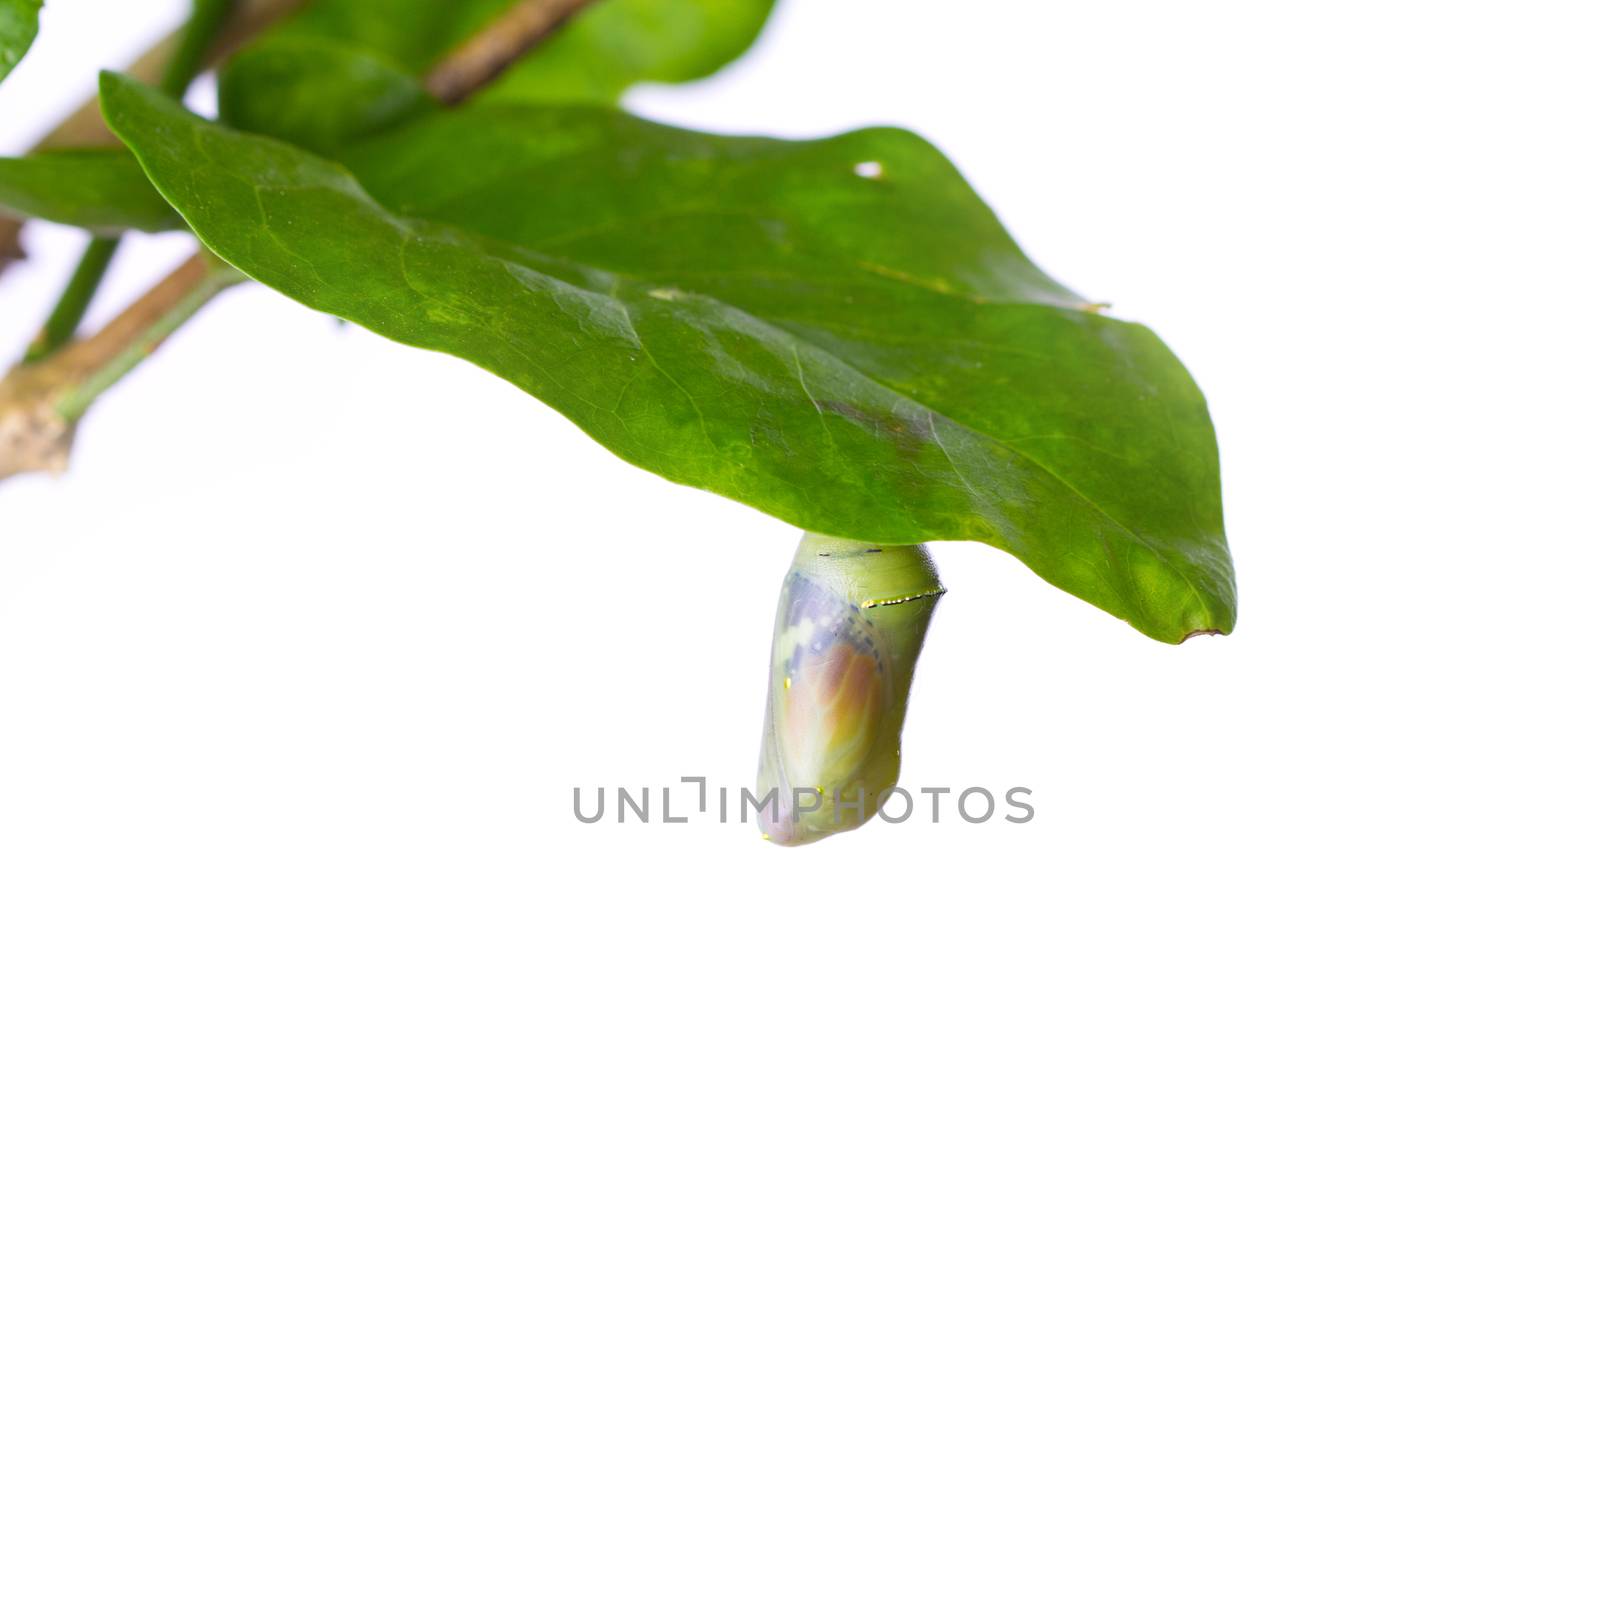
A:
[
  {"xmin": 222, "ymin": 0, "xmax": 782, "ymax": 133},
  {"xmin": 0, "ymin": 149, "xmax": 181, "ymax": 232},
  {"xmin": 0, "ymin": 0, "xmax": 42, "ymax": 85},
  {"xmin": 487, "ymin": 0, "xmax": 781, "ymax": 104},
  {"xmin": 219, "ymin": 38, "xmax": 432, "ymax": 154},
  {"xmin": 102, "ymin": 74, "xmax": 1234, "ymax": 640},
  {"xmin": 237, "ymin": 0, "xmax": 508, "ymax": 75},
  {"xmin": 217, "ymin": 1, "xmax": 783, "ymax": 159}
]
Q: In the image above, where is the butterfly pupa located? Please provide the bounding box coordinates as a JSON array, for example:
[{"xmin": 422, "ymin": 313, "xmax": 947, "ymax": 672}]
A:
[{"xmin": 755, "ymin": 534, "xmax": 943, "ymax": 845}]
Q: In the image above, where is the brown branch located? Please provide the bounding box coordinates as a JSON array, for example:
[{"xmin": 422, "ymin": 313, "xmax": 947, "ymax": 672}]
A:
[
  {"xmin": 1, "ymin": 0, "xmax": 599, "ymax": 481},
  {"xmin": 0, "ymin": 254, "xmax": 239, "ymax": 480},
  {"xmin": 423, "ymin": 0, "xmax": 601, "ymax": 105}
]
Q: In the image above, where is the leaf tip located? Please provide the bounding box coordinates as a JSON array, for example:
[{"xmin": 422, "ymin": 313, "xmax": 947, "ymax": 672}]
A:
[{"xmin": 96, "ymin": 67, "xmax": 151, "ymax": 134}]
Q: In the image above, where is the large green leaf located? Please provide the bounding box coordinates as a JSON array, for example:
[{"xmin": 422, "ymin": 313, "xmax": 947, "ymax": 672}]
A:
[
  {"xmin": 103, "ymin": 74, "xmax": 1234, "ymax": 640},
  {"xmin": 0, "ymin": 149, "xmax": 181, "ymax": 232},
  {"xmin": 0, "ymin": 0, "xmax": 41, "ymax": 85}
]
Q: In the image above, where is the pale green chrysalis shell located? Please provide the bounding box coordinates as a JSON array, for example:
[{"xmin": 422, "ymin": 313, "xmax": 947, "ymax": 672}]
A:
[{"xmin": 756, "ymin": 534, "xmax": 943, "ymax": 845}]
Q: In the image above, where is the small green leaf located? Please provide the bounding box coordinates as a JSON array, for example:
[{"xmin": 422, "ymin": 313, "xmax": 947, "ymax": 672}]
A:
[
  {"xmin": 1, "ymin": 0, "xmax": 42, "ymax": 86},
  {"xmin": 216, "ymin": 0, "xmax": 491, "ymax": 151},
  {"xmin": 219, "ymin": 38, "xmax": 432, "ymax": 153},
  {"xmin": 217, "ymin": 1, "xmax": 784, "ymax": 161},
  {"xmin": 488, "ymin": 0, "xmax": 781, "ymax": 104},
  {"xmin": 224, "ymin": 0, "xmax": 782, "ymax": 121},
  {"xmin": 239, "ymin": 0, "xmax": 508, "ymax": 74},
  {"xmin": 0, "ymin": 149, "xmax": 181, "ymax": 232},
  {"xmin": 103, "ymin": 74, "xmax": 1234, "ymax": 640}
]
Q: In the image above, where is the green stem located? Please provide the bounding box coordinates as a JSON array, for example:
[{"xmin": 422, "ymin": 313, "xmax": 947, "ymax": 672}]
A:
[
  {"xmin": 25, "ymin": 236, "xmax": 119, "ymax": 362},
  {"xmin": 158, "ymin": 0, "xmax": 239, "ymax": 99},
  {"xmin": 21, "ymin": 0, "xmax": 238, "ymax": 361}
]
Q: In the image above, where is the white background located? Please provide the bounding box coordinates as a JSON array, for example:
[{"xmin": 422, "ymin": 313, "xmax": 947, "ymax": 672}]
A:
[{"xmin": 1, "ymin": 1, "xmax": 1595, "ymax": 1595}]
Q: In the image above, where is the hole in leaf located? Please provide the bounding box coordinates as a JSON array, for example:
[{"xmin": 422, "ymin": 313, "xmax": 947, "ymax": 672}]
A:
[{"xmin": 853, "ymin": 161, "xmax": 884, "ymax": 179}]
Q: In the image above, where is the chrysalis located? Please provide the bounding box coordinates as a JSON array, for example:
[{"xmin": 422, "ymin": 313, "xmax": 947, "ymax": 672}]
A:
[{"xmin": 756, "ymin": 534, "xmax": 943, "ymax": 845}]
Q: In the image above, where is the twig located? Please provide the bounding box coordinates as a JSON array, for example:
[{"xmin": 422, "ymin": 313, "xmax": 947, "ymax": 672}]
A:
[
  {"xmin": 423, "ymin": 0, "xmax": 601, "ymax": 105},
  {"xmin": 0, "ymin": 0, "xmax": 600, "ymax": 482},
  {"xmin": 0, "ymin": 254, "xmax": 241, "ymax": 480}
]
